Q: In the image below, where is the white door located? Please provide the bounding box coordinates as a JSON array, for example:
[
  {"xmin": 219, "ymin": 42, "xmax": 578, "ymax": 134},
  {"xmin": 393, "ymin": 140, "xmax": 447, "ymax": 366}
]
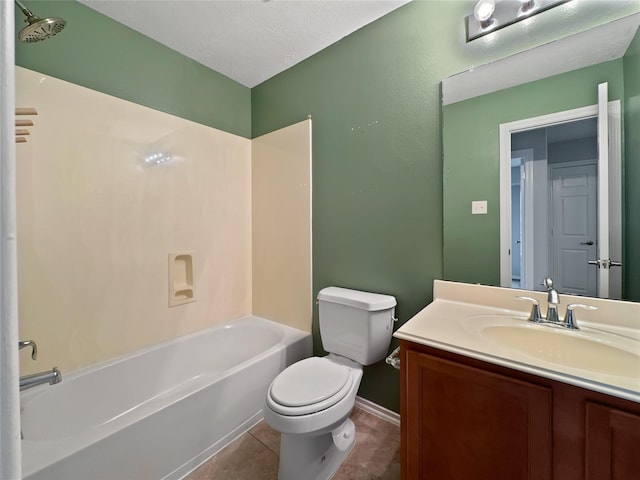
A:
[{"xmin": 550, "ymin": 163, "xmax": 597, "ymax": 296}]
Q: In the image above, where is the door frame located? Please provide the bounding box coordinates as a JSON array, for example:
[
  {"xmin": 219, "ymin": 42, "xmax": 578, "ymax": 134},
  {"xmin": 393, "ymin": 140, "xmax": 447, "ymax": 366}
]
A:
[{"xmin": 499, "ymin": 101, "xmax": 622, "ymax": 297}]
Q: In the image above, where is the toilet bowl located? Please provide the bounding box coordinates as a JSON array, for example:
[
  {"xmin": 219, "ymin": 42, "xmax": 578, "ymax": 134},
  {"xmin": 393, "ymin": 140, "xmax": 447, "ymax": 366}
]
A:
[
  {"xmin": 263, "ymin": 355, "xmax": 363, "ymax": 480},
  {"xmin": 263, "ymin": 287, "xmax": 396, "ymax": 480}
]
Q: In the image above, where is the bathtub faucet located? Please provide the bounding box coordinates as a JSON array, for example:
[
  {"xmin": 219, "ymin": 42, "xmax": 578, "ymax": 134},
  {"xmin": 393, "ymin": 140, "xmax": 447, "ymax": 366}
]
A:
[
  {"xmin": 19, "ymin": 367, "xmax": 62, "ymax": 391},
  {"xmin": 19, "ymin": 340, "xmax": 38, "ymax": 360}
]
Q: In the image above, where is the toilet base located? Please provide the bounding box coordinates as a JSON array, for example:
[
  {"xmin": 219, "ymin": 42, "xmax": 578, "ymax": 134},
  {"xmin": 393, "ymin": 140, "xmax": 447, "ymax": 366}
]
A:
[{"xmin": 278, "ymin": 418, "xmax": 356, "ymax": 480}]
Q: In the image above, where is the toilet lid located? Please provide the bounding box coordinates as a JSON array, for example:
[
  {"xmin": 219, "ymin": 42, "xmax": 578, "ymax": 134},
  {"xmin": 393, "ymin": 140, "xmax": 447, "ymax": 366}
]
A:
[{"xmin": 270, "ymin": 357, "xmax": 350, "ymax": 407}]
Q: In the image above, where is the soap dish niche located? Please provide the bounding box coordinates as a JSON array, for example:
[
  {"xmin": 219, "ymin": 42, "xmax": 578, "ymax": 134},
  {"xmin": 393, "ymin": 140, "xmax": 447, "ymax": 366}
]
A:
[{"xmin": 169, "ymin": 252, "xmax": 195, "ymax": 307}]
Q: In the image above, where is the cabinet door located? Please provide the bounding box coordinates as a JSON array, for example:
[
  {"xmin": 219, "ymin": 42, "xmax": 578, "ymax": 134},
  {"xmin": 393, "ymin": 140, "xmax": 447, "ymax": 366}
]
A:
[
  {"xmin": 586, "ymin": 402, "xmax": 640, "ymax": 480},
  {"xmin": 405, "ymin": 350, "xmax": 552, "ymax": 480}
]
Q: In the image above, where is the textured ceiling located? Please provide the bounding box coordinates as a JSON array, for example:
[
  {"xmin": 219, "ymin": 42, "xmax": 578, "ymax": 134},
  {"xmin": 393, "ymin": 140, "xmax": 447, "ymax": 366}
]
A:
[{"xmin": 79, "ymin": 0, "xmax": 411, "ymax": 88}]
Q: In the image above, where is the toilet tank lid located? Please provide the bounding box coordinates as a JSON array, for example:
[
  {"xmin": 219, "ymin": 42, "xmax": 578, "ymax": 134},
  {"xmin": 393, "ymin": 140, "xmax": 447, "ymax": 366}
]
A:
[{"xmin": 317, "ymin": 287, "xmax": 396, "ymax": 311}]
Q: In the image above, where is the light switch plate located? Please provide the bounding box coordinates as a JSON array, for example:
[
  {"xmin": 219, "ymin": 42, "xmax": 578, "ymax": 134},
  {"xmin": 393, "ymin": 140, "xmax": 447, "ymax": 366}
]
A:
[{"xmin": 472, "ymin": 200, "xmax": 488, "ymax": 215}]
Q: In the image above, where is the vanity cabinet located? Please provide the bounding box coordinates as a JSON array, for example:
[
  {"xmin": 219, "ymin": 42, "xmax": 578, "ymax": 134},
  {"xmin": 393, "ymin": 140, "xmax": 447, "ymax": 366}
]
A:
[
  {"xmin": 403, "ymin": 347, "xmax": 552, "ymax": 479},
  {"xmin": 585, "ymin": 402, "xmax": 640, "ymax": 479},
  {"xmin": 400, "ymin": 340, "xmax": 640, "ymax": 480}
]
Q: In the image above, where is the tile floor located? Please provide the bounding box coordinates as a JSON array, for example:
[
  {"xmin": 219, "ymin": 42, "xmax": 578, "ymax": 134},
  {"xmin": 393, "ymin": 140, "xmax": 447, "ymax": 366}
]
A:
[{"xmin": 185, "ymin": 407, "xmax": 400, "ymax": 480}]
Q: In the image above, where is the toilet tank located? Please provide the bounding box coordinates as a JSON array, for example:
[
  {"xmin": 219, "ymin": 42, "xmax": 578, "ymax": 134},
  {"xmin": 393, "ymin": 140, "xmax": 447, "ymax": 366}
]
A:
[{"xmin": 317, "ymin": 287, "xmax": 396, "ymax": 366}]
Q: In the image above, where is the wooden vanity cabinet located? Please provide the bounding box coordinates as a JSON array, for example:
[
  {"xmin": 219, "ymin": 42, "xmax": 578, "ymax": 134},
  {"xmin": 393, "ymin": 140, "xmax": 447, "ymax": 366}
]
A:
[
  {"xmin": 400, "ymin": 340, "xmax": 640, "ymax": 480},
  {"xmin": 585, "ymin": 402, "xmax": 640, "ymax": 479},
  {"xmin": 403, "ymin": 346, "xmax": 553, "ymax": 479}
]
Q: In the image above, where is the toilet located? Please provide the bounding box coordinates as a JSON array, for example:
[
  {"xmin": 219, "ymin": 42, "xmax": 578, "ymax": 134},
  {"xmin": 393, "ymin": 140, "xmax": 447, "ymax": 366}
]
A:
[{"xmin": 263, "ymin": 286, "xmax": 397, "ymax": 480}]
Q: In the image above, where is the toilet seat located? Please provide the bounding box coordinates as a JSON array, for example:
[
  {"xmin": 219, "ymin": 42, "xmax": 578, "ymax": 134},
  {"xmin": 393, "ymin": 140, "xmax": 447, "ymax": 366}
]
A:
[{"xmin": 267, "ymin": 357, "xmax": 354, "ymax": 416}]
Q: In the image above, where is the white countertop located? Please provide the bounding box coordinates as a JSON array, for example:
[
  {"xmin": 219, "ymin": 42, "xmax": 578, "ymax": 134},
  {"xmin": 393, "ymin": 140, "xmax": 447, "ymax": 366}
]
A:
[{"xmin": 394, "ymin": 280, "xmax": 640, "ymax": 404}]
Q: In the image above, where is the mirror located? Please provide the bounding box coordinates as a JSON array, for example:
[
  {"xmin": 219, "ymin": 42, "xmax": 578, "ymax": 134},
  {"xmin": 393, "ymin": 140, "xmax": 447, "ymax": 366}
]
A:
[{"xmin": 441, "ymin": 13, "xmax": 640, "ymax": 302}]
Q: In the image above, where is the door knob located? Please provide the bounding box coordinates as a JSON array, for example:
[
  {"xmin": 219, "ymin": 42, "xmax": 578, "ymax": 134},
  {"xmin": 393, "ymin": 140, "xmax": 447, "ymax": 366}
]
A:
[{"xmin": 588, "ymin": 259, "xmax": 622, "ymax": 269}]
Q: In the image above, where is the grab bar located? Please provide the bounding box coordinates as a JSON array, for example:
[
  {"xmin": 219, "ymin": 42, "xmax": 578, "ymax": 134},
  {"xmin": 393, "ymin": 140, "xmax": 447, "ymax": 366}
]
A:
[{"xmin": 385, "ymin": 346, "xmax": 401, "ymax": 370}]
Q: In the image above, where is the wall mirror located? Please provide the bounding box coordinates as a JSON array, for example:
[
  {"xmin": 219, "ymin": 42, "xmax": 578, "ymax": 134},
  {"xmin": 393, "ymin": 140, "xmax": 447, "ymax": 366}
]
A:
[{"xmin": 441, "ymin": 13, "xmax": 640, "ymax": 302}]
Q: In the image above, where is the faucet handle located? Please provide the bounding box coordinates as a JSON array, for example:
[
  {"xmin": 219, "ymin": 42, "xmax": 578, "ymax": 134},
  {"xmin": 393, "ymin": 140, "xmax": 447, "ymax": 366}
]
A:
[
  {"xmin": 18, "ymin": 340, "xmax": 38, "ymax": 360},
  {"xmin": 516, "ymin": 296, "xmax": 542, "ymax": 323},
  {"xmin": 564, "ymin": 304, "xmax": 597, "ymax": 330}
]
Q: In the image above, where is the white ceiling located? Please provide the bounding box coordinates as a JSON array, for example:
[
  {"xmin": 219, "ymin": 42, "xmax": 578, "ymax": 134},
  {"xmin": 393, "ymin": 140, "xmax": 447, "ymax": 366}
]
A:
[{"xmin": 79, "ymin": 0, "xmax": 411, "ymax": 88}]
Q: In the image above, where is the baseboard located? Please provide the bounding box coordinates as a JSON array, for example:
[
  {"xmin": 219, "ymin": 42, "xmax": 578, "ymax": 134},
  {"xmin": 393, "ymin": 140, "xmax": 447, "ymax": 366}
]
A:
[{"xmin": 355, "ymin": 396, "xmax": 400, "ymax": 426}]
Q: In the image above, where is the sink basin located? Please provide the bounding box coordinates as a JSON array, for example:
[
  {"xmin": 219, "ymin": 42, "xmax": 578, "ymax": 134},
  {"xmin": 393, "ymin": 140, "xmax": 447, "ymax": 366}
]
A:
[{"xmin": 462, "ymin": 315, "xmax": 640, "ymax": 379}]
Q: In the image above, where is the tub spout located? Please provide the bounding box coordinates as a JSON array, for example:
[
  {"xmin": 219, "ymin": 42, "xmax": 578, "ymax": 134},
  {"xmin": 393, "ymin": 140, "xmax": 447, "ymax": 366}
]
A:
[{"xmin": 20, "ymin": 367, "xmax": 62, "ymax": 391}]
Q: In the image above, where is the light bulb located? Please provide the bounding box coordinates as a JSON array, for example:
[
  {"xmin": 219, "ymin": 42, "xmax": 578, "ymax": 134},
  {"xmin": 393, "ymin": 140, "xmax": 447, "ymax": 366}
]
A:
[
  {"xmin": 473, "ymin": 0, "xmax": 496, "ymax": 22},
  {"xmin": 519, "ymin": 0, "xmax": 537, "ymax": 16}
]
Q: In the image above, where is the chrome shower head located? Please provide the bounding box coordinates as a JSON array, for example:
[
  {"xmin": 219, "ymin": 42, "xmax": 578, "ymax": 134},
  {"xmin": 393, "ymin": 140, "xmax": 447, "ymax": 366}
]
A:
[{"xmin": 15, "ymin": 0, "xmax": 66, "ymax": 43}]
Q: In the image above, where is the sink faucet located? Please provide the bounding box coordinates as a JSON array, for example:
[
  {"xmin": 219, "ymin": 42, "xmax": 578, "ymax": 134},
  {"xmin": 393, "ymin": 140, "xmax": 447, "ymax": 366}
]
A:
[
  {"xmin": 517, "ymin": 278, "xmax": 597, "ymax": 330},
  {"xmin": 20, "ymin": 367, "xmax": 62, "ymax": 391},
  {"xmin": 544, "ymin": 278, "xmax": 560, "ymax": 324}
]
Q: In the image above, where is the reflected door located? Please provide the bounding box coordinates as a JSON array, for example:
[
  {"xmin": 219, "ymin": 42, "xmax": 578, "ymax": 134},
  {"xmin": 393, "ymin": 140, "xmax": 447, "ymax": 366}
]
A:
[{"xmin": 550, "ymin": 163, "xmax": 597, "ymax": 296}]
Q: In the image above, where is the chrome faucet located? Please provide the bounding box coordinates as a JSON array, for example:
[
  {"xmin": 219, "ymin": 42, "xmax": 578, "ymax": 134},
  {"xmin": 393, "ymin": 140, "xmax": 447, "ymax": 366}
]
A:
[
  {"xmin": 516, "ymin": 278, "xmax": 597, "ymax": 330},
  {"xmin": 18, "ymin": 339, "xmax": 62, "ymax": 390},
  {"xmin": 544, "ymin": 278, "xmax": 560, "ymax": 324},
  {"xmin": 20, "ymin": 367, "xmax": 62, "ymax": 391},
  {"xmin": 19, "ymin": 340, "xmax": 38, "ymax": 360}
]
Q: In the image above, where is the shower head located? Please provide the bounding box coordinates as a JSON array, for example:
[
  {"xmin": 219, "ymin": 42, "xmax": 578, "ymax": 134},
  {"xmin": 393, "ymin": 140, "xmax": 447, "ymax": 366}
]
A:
[{"xmin": 15, "ymin": 0, "xmax": 66, "ymax": 43}]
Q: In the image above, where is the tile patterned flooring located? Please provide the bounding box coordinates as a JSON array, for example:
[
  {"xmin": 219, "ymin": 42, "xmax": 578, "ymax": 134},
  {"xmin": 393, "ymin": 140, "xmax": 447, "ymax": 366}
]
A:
[{"xmin": 185, "ymin": 407, "xmax": 401, "ymax": 480}]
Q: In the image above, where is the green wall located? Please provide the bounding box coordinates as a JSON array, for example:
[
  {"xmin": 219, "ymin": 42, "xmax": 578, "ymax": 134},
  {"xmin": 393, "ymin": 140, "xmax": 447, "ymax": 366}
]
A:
[
  {"xmin": 252, "ymin": 1, "xmax": 640, "ymax": 412},
  {"xmin": 442, "ymin": 61, "xmax": 625, "ymax": 287},
  {"xmin": 623, "ymin": 29, "xmax": 640, "ymax": 301},
  {"xmin": 15, "ymin": 1, "xmax": 251, "ymax": 138},
  {"xmin": 253, "ymin": 1, "xmax": 449, "ymax": 411}
]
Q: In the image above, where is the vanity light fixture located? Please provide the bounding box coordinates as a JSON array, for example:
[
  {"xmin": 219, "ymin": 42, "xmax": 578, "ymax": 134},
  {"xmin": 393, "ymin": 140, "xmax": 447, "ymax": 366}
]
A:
[{"xmin": 466, "ymin": 0, "xmax": 572, "ymax": 42}]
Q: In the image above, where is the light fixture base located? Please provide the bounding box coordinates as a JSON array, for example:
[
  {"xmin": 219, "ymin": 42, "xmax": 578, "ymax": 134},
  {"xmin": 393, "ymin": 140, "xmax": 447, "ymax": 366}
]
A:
[{"xmin": 466, "ymin": 0, "xmax": 572, "ymax": 42}]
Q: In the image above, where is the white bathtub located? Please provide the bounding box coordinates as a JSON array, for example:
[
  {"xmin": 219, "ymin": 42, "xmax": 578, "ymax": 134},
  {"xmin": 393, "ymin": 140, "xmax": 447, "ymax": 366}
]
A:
[{"xmin": 20, "ymin": 316, "xmax": 311, "ymax": 480}]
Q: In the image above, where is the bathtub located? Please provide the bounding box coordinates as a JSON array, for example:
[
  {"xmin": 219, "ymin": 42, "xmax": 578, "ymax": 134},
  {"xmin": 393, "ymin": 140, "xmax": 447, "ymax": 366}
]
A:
[{"xmin": 20, "ymin": 316, "xmax": 311, "ymax": 480}]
